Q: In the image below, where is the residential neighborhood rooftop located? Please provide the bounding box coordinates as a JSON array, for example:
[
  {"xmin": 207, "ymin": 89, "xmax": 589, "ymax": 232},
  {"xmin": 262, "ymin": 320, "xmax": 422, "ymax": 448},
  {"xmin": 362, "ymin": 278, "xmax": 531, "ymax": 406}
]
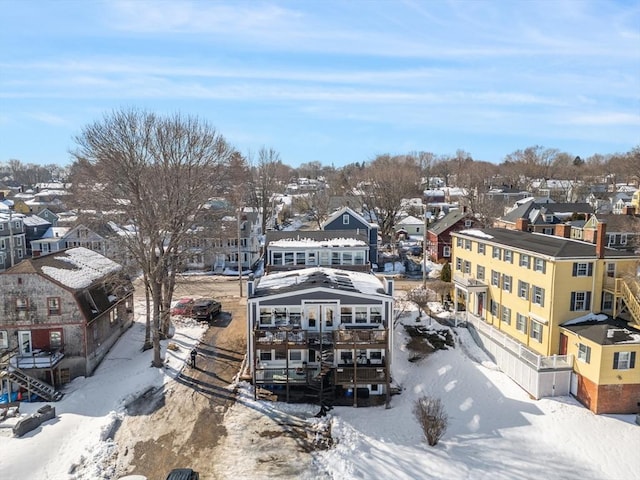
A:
[
  {"xmin": 561, "ymin": 315, "xmax": 640, "ymax": 346},
  {"xmin": 252, "ymin": 266, "xmax": 387, "ymax": 297},
  {"xmin": 455, "ymin": 228, "xmax": 635, "ymax": 258},
  {"xmin": 6, "ymin": 246, "xmax": 121, "ymax": 290}
]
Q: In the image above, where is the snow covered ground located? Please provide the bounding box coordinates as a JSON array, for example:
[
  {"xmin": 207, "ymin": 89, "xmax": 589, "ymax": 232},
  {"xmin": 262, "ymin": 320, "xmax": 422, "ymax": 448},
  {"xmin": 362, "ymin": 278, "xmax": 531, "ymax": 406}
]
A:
[{"xmin": 1, "ymin": 297, "xmax": 638, "ymax": 480}]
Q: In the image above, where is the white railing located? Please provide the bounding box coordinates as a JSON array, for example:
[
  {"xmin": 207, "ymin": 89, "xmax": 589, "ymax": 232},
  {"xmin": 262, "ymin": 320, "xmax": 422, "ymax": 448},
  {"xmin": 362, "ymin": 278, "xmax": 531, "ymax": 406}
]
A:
[{"xmin": 466, "ymin": 314, "xmax": 572, "ymax": 371}]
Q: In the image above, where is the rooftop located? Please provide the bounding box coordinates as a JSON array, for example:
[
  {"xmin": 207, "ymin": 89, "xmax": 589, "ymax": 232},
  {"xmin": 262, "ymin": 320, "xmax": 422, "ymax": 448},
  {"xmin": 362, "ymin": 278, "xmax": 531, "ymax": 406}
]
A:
[
  {"xmin": 455, "ymin": 228, "xmax": 636, "ymax": 259},
  {"xmin": 561, "ymin": 315, "xmax": 640, "ymax": 345},
  {"xmin": 252, "ymin": 267, "xmax": 388, "ymax": 298}
]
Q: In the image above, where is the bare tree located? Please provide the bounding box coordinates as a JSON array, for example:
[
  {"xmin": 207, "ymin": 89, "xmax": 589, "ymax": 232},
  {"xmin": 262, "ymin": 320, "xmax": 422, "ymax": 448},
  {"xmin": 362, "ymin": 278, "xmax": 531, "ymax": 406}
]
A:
[
  {"xmin": 406, "ymin": 288, "xmax": 433, "ymax": 321},
  {"xmin": 70, "ymin": 109, "xmax": 235, "ymax": 366},
  {"xmin": 292, "ymin": 188, "xmax": 332, "ymax": 229},
  {"xmin": 356, "ymin": 154, "xmax": 422, "ymax": 242},
  {"xmin": 246, "ymin": 147, "xmax": 290, "ymax": 233}
]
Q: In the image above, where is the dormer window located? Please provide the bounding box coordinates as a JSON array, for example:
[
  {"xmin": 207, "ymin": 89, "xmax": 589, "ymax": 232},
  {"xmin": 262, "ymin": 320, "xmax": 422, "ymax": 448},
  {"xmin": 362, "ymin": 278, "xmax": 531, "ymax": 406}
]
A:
[{"xmin": 342, "ymin": 214, "xmax": 350, "ymax": 225}]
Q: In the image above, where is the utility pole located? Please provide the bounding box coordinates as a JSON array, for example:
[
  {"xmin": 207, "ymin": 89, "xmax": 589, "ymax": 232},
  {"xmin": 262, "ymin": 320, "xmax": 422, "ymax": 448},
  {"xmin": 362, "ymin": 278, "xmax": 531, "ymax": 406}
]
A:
[
  {"xmin": 422, "ymin": 203, "xmax": 428, "ymax": 288},
  {"xmin": 237, "ymin": 207, "xmax": 243, "ymax": 297},
  {"xmin": 8, "ymin": 209, "xmax": 15, "ymax": 268}
]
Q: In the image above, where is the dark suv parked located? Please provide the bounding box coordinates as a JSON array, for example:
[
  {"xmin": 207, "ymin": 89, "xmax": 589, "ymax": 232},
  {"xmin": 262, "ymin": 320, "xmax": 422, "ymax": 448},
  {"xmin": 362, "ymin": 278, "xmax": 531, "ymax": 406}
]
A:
[
  {"xmin": 191, "ymin": 298, "xmax": 221, "ymax": 322},
  {"xmin": 166, "ymin": 468, "xmax": 199, "ymax": 480}
]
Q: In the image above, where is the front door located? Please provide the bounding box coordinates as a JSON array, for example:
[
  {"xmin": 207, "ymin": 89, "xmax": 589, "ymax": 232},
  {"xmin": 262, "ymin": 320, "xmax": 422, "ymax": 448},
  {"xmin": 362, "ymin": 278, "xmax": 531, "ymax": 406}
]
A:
[
  {"xmin": 18, "ymin": 331, "xmax": 32, "ymax": 355},
  {"xmin": 322, "ymin": 305, "xmax": 336, "ymax": 331},
  {"xmin": 477, "ymin": 293, "xmax": 484, "ymax": 316},
  {"xmin": 559, "ymin": 333, "xmax": 568, "ymax": 355}
]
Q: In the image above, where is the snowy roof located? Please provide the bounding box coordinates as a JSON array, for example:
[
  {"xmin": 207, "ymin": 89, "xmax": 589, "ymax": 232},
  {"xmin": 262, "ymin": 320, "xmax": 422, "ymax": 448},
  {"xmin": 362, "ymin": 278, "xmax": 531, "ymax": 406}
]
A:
[
  {"xmin": 459, "ymin": 229, "xmax": 494, "ymax": 239},
  {"xmin": 34, "ymin": 247, "xmax": 122, "ymax": 289},
  {"xmin": 268, "ymin": 237, "xmax": 366, "ymax": 248},
  {"xmin": 21, "ymin": 214, "xmax": 52, "ymax": 227},
  {"xmin": 252, "ymin": 267, "xmax": 387, "ymax": 298},
  {"xmin": 396, "ymin": 215, "xmax": 423, "ymax": 226},
  {"xmin": 561, "ymin": 315, "xmax": 640, "ymax": 345}
]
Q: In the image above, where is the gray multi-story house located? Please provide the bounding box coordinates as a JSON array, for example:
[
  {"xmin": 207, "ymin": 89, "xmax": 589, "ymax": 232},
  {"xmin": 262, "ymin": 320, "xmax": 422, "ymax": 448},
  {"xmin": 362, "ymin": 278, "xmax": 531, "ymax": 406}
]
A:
[
  {"xmin": 0, "ymin": 212, "xmax": 27, "ymax": 271},
  {"xmin": 247, "ymin": 267, "xmax": 394, "ymax": 407}
]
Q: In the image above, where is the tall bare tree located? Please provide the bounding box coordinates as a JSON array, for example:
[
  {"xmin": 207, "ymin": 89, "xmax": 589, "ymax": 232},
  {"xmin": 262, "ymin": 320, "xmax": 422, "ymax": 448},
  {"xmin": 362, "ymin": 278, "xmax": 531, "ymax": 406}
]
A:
[
  {"xmin": 356, "ymin": 154, "xmax": 422, "ymax": 242},
  {"xmin": 70, "ymin": 109, "xmax": 235, "ymax": 367},
  {"xmin": 246, "ymin": 147, "xmax": 290, "ymax": 232}
]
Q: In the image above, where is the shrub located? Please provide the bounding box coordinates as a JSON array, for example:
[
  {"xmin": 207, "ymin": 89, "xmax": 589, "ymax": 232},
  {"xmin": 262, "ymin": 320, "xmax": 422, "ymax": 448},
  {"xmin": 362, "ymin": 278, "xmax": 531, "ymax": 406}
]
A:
[{"xmin": 413, "ymin": 396, "xmax": 448, "ymax": 446}]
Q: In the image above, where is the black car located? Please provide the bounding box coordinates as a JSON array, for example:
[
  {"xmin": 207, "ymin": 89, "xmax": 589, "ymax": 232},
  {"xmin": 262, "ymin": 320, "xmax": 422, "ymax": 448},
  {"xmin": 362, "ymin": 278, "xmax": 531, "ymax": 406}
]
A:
[
  {"xmin": 191, "ymin": 298, "xmax": 222, "ymax": 321},
  {"xmin": 166, "ymin": 468, "xmax": 199, "ymax": 480}
]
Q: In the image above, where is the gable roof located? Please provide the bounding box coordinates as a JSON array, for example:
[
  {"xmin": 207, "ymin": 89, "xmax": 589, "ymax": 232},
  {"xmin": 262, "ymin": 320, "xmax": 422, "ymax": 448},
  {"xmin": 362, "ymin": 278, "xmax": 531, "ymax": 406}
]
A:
[
  {"xmin": 322, "ymin": 206, "xmax": 375, "ymax": 230},
  {"xmin": 502, "ymin": 202, "xmax": 593, "ymax": 225},
  {"xmin": 4, "ymin": 247, "xmax": 121, "ymax": 290},
  {"xmin": 396, "ymin": 215, "xmax": 423, "ymax": 227},
  {"xmin": 429, "ymin": 210, "xmax": 472, "ymax": 236},
  {"xmin": 455, "ymin": 228, "xmax": 636, "ymax": 259}
]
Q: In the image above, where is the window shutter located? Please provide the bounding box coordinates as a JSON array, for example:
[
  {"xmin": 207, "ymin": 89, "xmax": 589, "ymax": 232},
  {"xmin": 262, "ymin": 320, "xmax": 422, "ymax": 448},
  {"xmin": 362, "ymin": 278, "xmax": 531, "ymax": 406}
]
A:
[
  {"xmin": 572, "ymin": 263, "xmax": 577, "ymax": 276},
  {"xmin": 587, "ymin": 263, "xmax": 593, "ymax": 276},
  {"xmin": 613, "ymin": 352, "xmax": 619, "ymax": 369},
  {"xmin": 630, "ymin": 352, "xmax": 636, "ymax": 369},
  {"xmin": 586, "ymin": 292, "xmax": 592, "ymax": 310},
  {"xmin": 542, "ymin": 261, "xmax": 546, "ymax": 274},
  {"xmin": 586, "ymin": 347, "xmax": 591, "ymax": 363},
  {"xmin": 570, "ymin": 292, "xmax": 576, "ymax": 311},
  {"xmin": 541, "ymin": 290, "xmax": 545, "ymax": 307}
]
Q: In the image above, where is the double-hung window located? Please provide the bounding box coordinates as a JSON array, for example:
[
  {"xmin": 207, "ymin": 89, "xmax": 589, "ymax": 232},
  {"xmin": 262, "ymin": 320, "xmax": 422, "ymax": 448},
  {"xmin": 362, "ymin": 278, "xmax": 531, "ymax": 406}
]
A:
[
  {"xmin": 502, "ymin": 275, "xmax": 512, "ymax": 293},
  {"xmin": 491, "ymin": 270, "xmax": 500, "ymax": 287},
  {"xmin": 476, "ymin": 265, "xmax": 485, "ymax": 281},
  {"xmin": 47, "ymin": 297, "xmax": 61, "ymax": 315},
  {"xmin": 613, "ymin": 351, "xmax": 636, "ymax": 370},
  {"xmin": 477, "ymin": 243, "xmax": 485, "ymax": 255},
  {"xmin": 490, "ymin": 300, "xmax": 499, "ymax": 317},
  {"xmin": 572, "ymin": 262, "xmax": 593, "ymax": 277},
  {"xmin": 503, "ymin": 250, "xmax": 513, "ymax": 263},
  {"xmin": 516, "ymin": 314, "xmax": 528, "ymax": 334},
  {"xmin": 501, "ymin": 306, "xmax": 511, "ymax": 325},
  {"xmin": 570, "ymin": 291, "xmax": 591, "ymax": 311},
  {"xmin": 530, "ymin": 321, "xmax": 543, "ymax": 343},
  {"xmin": 518, "ymin": 281, "xmax": 529, "ymax": 300},
  {"xmin": 456, "ymin": 258, "xmax": 462, "ymax": 271},
  {"xmin": 492, "ymin": 247, "xmax": 501, "ymax": 259},
  {"xmin": 463, "ymin": 261, "xmax": 471, "ymax": 274},
  {"xmin": 534, "ymin": 258, "xmax": 546, "ymax": 273},
  {"xmin": 577, "ymin": 343, "xmax": 591, "ymax": 363},
  {"xmin": 532, "ymin": 286, "xmax": 545, "ymax": 306}
]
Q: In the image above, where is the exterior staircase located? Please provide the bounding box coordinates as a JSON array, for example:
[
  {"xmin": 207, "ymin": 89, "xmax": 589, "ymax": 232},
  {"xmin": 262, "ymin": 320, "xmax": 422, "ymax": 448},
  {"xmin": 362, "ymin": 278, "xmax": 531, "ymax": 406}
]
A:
[
  {"xmin": 308, "ymin": 347, "xmax": 335, "ymax": 415},
  {"xmin": 616, "ymin": 277, "xmax": 640, "ymax": 327},
  {"xmin": 1, "ymin": 367, "xmax": 64, "ymax": 402}
]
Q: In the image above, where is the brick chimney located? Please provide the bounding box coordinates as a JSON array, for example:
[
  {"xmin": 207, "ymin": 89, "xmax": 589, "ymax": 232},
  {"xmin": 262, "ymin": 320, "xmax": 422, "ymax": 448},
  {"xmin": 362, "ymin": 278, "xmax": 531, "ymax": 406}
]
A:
[
  {"xmin": 515, "ymin": 217, "xmax": 529, "ymax": 232},
  {"xmin": 622, "ymin": 205, "xmax": 636, "ymax": 216},
  {"xmin": 596, "ymin": 221, "xmax": 607, "ymax": 259},
  {"xmin": 554, "ymin": 223, "xmax": 571, "ymax": 238}
]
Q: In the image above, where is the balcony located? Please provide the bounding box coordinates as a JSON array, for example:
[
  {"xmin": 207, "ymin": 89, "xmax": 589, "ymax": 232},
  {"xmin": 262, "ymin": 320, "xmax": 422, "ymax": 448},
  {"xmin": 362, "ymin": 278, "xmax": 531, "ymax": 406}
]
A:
[
  {"xmin": 254, "ymin": 366, "xmax": 315, "ymax": 384},
  {"xmin": 334, "ymin": 365, "xmax": 387, "ymax": 384},
  {"xmin": 453, "ymin": 274, "xmax": 488, "ymax": 292},
  {"xmin": 254, "ymin": 328, "xmax": 389, "ymax": 348},
  {"xmin": 9, "ymin": 349, "xmax": 65, "ymax": 370},
  {"xmin": 333, "ymin": 329, "xmax": 387, "ymax": 347}
]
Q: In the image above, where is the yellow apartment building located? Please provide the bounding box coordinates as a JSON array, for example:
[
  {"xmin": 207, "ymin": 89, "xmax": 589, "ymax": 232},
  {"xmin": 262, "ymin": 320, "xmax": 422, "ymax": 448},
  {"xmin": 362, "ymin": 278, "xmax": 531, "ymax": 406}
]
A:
[{"xmin": 451, "ymin": 222, "xmax": 639, "ymax": 413}]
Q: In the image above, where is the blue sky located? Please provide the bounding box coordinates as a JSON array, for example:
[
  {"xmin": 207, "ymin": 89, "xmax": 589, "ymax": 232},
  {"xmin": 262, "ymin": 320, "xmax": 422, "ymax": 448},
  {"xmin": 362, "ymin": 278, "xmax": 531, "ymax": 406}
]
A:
[{"xmin": 1, "ymin": 0, "xmax": 639, "ymax": 167}]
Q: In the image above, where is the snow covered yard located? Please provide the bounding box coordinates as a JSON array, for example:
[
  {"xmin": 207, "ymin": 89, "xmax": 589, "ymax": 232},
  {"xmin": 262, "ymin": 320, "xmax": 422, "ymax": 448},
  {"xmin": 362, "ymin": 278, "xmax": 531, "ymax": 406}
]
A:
[{"xmin": 1, "ymin": 294, "xmax": 638, "ymax": 480}]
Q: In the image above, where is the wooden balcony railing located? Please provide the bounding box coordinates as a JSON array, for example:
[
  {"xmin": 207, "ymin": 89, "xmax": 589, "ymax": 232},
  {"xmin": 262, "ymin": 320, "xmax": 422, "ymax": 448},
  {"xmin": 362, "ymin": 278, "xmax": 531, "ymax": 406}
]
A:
[
  {"xmin": 254, "ymin": 328, "xmax": 388, "ymax": 347},
  {"xmin": 334, "ymin": 366, "xmax": 387, "ymax": 384}
]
